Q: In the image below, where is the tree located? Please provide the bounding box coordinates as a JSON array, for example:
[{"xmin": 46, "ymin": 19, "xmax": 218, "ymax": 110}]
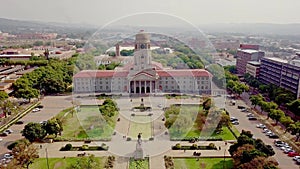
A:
[
  {"xmin": 269, "ymin": 109, "xmax": 285, "ymax": 124},
  {"xmin": 287, "ymin": 122, "xmax": 300, "ymax": 141},
  {"xmin": 261, "ymin": 102, "xmax": 278, "ymax": 118},
  {"xmin": 0, "ymin": 91, "xmax": 8, "ymax": 101},
  {"xmin": 22, "ymin": 122, "xmax": 47, "ymax": 142},
  {"xmin": 287, "ymin": 99, "xmax": 300, "ymax": 117},
  {"xmin": 280, "ymin": 116, "xmax": 294, "ymax": 131},
  {"xmin": 0, "ymin": 100, "xmax": 20, "ymax": 118},
  {"xmin": 44, "ymin": 118, "xmax": 63, "ymax": 136},
  {"xmin": 217, "ymin": 111, "xmax": 231, "ymax": 130},
  {"xmin": 13, "ymin": 87, "xmax": 39, "ymax": 102},
  {"xmin": 202, "ymin": 97, "xmax": 212, "ymax": 111},
  {"xmin": 275, "ymin": 93, "xmax": 295, "ymax": 106},
  {"xmin": 249, "ymin": 94, "xmax": 264, "ymax": 108},
  {"xmin": 10, "ymin": 142, "xmax": 39, "ymax": 169}
]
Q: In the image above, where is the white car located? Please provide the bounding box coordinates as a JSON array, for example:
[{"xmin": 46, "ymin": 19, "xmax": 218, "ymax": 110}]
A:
[
  {"xmin": 262, "ymin": 128, "xmax": 270, "ymax": 133},
  {"xmin": 293, "ymin": 156, "xmax": 300, "ymax": 161},
  {"xmin": 5, "ymin": 129, "xmax": 13, "ymax": 134},
  {"xmin": 256, "ymin": 123, "xmax": 266, "ymax": 128},
  {"xmin": 3, "ymin": 154, "xmax": 13, "ymax": 159},
  {"xmin": 32, "ymin": 108, "xmax": 40, "ymax": 112},
  {"xmin": 231, "ymin": 121, "xmax": 239, "ymax": 125},
  {"xmin": 247, "ymin": 113, "xmax": 254, "ymax": 117},
  {"xmin": 0, "ymin": 138, "xmax": 2, "ymax": 142}
]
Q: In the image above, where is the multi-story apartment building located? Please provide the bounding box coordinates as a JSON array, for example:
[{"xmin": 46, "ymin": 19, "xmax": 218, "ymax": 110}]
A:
[
  {"xmin": 246, "ymin": 61, "xmax": 261, "ymax": 78},
  {"xmin": 236, "ymin": 44, "xmax": 265, "ymax": 75},
  {"xmin": 259, "ymin": 57, "xmax": 300, "ymax": 98},
  {"xmin": 73, "ymin": 31, "xmax": 212, "ymax": 95}
]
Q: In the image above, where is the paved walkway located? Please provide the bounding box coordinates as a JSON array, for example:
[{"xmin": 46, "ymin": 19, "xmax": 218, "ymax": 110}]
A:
[{"xmin": 35, "ymin": 96, "xmax": 235, "ymax": 169}]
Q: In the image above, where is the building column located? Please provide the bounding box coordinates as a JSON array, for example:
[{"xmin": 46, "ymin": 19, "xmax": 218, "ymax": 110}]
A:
[
  {"xmin": 144, "ymin": 81, "xmax": 146, "ymax": 94},
  {"xmin": 149, "ymin": 81, "xmax": 152, "ymax": 93},
  {"xmin": 139, "ymin": 80, "xmax": 141, "ymax": 94},
  {"xmin": 134, "ymin": 81, "xmax": 136, "ymax": 94}
]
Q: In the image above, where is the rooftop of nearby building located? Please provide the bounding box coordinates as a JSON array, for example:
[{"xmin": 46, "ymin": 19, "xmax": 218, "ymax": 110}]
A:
[
  {"xmin": 264, "ymin": 57, "xmax": 288, "ymax": 63},
  {"xmin": 247, "ymin": 61, "xmax": 261, "ymax": 66},
  {"xmin": 237, "ymin": 49, "xmax": 260, "ymax": 54}
]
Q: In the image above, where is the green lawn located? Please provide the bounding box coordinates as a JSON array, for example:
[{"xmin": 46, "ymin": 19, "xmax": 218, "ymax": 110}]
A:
[
  {"xmin": 129, "ymin": 158, "xmax": 149, "ymax": 169},
  {"xmin": 30, "ymin": 157, "xmax": 106, "ymax": 169},
  {"xmin": 165, "ymin": 104, "xmax": 239, "ymax": 141},
  {"xmin": 128, "ymin": 116, "xmax": 152, "ymax": 139},
  {"xmin": 174, "ymin": 158, "xmax": 233, "ymax": 169},
  {"xmin": 210, "ymin": 127, "xmax": 239, "ymax": 140},
  {"xmin": 58, "ymin": 105, "xmax": 118, "ymax": 140}
]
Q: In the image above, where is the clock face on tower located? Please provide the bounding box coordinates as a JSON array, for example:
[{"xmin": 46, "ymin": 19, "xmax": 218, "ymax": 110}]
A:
[{"xmin": 140, "ymin": 44, "xmax": 145, "ymax": 49}]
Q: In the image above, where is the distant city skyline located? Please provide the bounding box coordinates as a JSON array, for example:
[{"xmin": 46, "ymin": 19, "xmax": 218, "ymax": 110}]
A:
[{"xmin": 1, "ymin": 0, "xmax": 300, "ymax": 26}]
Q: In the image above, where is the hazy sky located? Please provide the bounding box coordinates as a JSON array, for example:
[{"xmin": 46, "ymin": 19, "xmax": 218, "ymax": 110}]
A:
[{"xmin": 1, "ymin": 0, "xmax": 299, "ymax": 26}]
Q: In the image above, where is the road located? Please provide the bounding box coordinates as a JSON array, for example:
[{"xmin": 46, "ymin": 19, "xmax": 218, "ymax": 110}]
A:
[
  {"xmin": 0, "ymin": 96, "xmax": 72, "ymax": 155},
  {"xmin": 226, "ymin": 99, "xmax": 299, "ymax": 169}
]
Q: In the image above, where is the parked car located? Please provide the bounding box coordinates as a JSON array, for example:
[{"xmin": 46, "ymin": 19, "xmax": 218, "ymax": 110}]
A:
[
  {"xmin": 0, "ymin": 138, "xmax": 3, "ymax": 142},
  {"xmin": 39, "ymin": 121, "xmax": 47, "ymax": 125},
  {"xmin": 36, "ymin": 105, "xmax": 44, "ymax": 109},
  {"xmin": 256, "ymin": 123, "xmax": 266, "ymax": 128},
  {"xmin": 230, "ymin": 117, "xmax": 238, "ymax": 122},
  {"xmin": 15, "ymin": 120, "xmax": 24, "ymax": 125},
  {"xmin": 248, "ymin": 117, "xmax": 257, "ymax": 120},
  {"xmin": 5, "ymin": 129, "xmax": 13, "ymax": 134},
  {"xmin": 284, "ymin": 149, "xmax": 294, "ymax": 154},
  {"xmin": 265, "ymin": 131, "xmax": 273, "ymax": 136},
  {"xmin": 237, "ymin": 105, "xmax": 246, "ymax": 109},
  {"xmin": 241, "ymin": 108, "xmax": 249, "ymax": 112},
  {"xmin": 297, "ymin": 159, "xmax": 300, "ymax": 165},
  {"xmin": 269, "ymin": 134, "xmax": 279, "ymax": 139},
  {"xmin": 247, "ymin": 113, "xmax": 254, "ymax": 117},
  {"xmin": 3, "ymin": 154, "xmax": 13, "ymax": 159},
  {"xmin": 0, "ymin": 132, "xmax": 8, "ymax": 137},
  {"xmin": 32, "ymin": 108, "xmax": 41, "ymax": 112},
  {"xmin": 293, "ymin": 156, "xmax": 300, "ymax": 161},
  {"xmin": 262, "ymin": 128, "xmax": 270, "ymax": 133},
  {"xmin": 274, "ymin": 140, "xmax": 288, "ymax": 147},
  {"xmin": 231, "ymin": 121, "xmax": 239, "ymax": 125},
  {"xmin": 288, "ymin": 152, "xmax": 300, "ymax": 157}
]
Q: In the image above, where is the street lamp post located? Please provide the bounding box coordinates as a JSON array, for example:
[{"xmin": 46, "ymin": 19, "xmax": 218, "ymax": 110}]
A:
[
  {"xmin": 223, "ymin": 148, "xmax": 226, "ymax": 169},
  {"xmin": 45, "ymin": 148, "xmax": 50, "ymax": 169}
]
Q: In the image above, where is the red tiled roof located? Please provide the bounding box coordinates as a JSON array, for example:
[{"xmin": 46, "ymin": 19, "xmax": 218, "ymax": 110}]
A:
[
  {"xmin": 73, "ymin": 70, "xmax": 129, "ymax": 78},
  {"xmin": 157, "ymin": 69, "xmax": 211, "ymax": 77},
  {"xmin": 74, "ymin": 69, "xmax": 211, "ymax": 78}
]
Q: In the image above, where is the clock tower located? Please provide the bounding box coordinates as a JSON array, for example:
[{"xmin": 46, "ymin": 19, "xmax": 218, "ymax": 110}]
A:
[{"xmin": 133, "ymin": 30, "xmax": 152, "ymax": 71}]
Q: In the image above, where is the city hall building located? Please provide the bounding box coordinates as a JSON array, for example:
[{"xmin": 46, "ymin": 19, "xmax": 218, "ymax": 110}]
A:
[{"xmin": 73, "ymin": 31, "xmax": 212, "ymax": 95}]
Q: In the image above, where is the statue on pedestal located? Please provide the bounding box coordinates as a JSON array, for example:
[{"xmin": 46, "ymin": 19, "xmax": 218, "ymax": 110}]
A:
[{"xmin": 134, "ymin": 133, "xmax": 144, "ymax": 159}]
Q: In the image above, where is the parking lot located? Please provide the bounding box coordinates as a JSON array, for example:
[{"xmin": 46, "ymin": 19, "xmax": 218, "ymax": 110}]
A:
[
  {"xmin": 0, "ymin": 95, "xmax": 72, "ymax": 160},
  {"xmin": 226, "ymin": 99, "xmax": 299, "ymax": 169}
]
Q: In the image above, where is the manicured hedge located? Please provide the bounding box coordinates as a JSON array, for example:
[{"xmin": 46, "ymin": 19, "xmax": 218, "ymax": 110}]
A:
[{"xmin": 172, "ymin": 143, "xmax": 217, "ymax": 150}]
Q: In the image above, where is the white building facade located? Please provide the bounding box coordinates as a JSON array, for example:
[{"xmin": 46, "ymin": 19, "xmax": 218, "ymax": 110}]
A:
[{"xmin": 74, "ymin": 31, "xmax": 212, "ymax": 95}]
